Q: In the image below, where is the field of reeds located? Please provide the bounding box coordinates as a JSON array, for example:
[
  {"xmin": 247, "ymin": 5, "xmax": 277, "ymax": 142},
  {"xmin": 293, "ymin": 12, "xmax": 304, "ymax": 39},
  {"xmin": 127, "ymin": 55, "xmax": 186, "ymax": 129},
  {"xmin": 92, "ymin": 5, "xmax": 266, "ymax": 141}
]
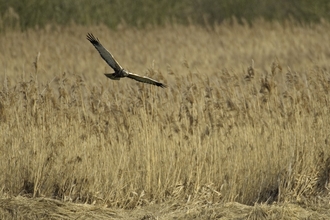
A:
[{"xmin": 1, "ymin": 20, "xmax": 330, "ymax": 219}]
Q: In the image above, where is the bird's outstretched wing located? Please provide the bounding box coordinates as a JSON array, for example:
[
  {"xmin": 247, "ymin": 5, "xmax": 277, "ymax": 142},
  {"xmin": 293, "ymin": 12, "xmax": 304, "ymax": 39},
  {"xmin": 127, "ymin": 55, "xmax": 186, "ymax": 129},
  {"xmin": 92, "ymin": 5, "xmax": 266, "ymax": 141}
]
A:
[
  {"xmin": 127, "ymin": 72, "xmax": 166, "ymax": 88},
  {"xmin": 87, "ymin": 33, "xmax": 167, "ymax": 88},
  {"xmin": 86, "ymin": 33, "xmax": 122, "ymax": 71}
]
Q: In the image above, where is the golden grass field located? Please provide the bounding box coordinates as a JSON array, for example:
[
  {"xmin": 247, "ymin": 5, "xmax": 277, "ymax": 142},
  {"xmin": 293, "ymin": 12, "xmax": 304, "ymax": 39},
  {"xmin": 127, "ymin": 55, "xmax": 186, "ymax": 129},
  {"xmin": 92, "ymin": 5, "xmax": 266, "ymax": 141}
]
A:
[{"xmin": 1, "ymin": 20, "xmax": 330, "ymax": 219}]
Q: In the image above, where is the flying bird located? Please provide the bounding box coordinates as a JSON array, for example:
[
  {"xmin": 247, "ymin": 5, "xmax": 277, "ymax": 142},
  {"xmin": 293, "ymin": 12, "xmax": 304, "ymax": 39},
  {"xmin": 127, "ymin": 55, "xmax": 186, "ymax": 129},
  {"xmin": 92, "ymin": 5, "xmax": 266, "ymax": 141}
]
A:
[{"xmin": 86, "ymin": 33, "xmax": 166, "ymax": 88}]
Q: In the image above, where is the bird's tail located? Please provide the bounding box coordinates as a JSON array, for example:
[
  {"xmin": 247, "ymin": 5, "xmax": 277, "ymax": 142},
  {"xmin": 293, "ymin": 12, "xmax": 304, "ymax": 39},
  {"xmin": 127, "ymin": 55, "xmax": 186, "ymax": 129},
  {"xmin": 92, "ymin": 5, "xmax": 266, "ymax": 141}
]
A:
[{"xmin": 104, "ymin": 73, "xmax": 120, "ymax": 80}]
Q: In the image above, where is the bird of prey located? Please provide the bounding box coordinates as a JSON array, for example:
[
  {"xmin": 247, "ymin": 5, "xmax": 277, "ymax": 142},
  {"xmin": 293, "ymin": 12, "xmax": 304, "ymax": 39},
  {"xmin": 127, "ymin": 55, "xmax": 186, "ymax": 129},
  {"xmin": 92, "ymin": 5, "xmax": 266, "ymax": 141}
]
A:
[{"xmin": 86, "ymin": 33, "xmax": 166, "ymax": 88}]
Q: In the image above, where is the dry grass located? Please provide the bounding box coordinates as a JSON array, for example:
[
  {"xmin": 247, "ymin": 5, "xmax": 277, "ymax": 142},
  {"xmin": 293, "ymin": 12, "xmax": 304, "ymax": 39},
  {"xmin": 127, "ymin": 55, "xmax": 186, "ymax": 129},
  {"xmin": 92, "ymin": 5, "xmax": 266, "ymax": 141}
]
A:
[
  {"xmin": 1, "ymin": 20, "xmax": 330, "ymax": 218},
  {"xmin": 1, "ymin": 197, "xmax": 330, "ymax": 220}
]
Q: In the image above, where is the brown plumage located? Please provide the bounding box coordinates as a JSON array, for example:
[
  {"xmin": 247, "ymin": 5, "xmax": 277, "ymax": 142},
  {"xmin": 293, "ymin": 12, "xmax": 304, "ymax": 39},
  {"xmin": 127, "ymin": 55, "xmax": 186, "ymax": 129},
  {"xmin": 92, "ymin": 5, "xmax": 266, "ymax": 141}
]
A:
[{"xmin": 86, "ymin": 33, "xmax": 166, "ymax": 88}]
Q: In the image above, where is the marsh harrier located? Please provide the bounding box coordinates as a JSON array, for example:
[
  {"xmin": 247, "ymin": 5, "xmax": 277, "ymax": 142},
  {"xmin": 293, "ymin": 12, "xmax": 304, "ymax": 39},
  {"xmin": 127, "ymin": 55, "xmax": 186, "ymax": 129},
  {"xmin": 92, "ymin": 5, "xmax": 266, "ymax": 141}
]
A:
[{"xmin": 87, "ymin": 33, "xmax": 166, "ymax": 88}]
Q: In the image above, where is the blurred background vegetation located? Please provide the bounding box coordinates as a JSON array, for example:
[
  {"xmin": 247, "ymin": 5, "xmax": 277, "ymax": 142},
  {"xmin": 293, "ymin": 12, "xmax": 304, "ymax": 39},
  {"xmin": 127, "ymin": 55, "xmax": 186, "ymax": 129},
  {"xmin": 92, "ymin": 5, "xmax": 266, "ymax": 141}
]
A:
[{"xmin": 0, "ymin": 0, "xmax": 330, "ymax": 31}]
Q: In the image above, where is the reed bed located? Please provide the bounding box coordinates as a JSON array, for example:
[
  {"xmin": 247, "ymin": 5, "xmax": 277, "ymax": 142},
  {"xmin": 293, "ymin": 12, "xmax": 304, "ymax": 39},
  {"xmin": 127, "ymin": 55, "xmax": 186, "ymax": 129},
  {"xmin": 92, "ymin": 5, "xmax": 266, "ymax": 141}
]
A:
[{"xmin": 0, "ymin": 21, "xmax": 330, "ymax": 211}]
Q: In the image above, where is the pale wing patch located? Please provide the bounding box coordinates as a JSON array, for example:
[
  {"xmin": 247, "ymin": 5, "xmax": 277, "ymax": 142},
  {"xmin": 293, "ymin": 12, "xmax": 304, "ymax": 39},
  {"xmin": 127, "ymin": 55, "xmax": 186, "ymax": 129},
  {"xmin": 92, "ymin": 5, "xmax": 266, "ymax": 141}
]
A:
[{"xmin": 127, "ymin": 73, "xmax": 166, "ymax": 88}]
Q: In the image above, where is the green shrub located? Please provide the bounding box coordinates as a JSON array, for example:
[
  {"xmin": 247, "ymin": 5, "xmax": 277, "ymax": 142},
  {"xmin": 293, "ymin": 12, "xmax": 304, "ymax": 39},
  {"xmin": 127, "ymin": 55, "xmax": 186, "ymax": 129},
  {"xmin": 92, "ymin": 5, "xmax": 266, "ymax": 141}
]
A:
[{"xmin": 0, "ymin": 0, "xmax": 329, "ymax": 30}]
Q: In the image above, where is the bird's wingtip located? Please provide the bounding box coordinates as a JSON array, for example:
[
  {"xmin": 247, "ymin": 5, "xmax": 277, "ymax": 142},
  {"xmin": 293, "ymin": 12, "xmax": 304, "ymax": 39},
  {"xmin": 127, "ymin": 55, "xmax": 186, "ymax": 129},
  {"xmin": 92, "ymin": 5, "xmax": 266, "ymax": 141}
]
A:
[
  {"xmin": 158, "ymin": 83, "xmax": 167, "ymax": 88},
  {"xmin": 86, "ymin": 33, "xmax": 99, "ymax": 42}
]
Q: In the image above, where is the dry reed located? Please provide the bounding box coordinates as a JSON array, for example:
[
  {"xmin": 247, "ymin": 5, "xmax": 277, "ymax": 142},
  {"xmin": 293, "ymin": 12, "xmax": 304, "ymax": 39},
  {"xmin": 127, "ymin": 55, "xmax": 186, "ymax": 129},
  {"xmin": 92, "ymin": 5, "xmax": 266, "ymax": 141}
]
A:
[{"xmin": 0, "ymin": 21, "xmax": 330, "ymax": 212}]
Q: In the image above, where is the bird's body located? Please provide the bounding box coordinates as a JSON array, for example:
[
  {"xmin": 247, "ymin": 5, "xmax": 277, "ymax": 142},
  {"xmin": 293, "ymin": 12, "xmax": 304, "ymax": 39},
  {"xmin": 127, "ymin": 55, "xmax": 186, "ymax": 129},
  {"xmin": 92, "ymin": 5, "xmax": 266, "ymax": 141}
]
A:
[{"xmin": 86, "ymin": 33, "xmax": 166, "ymax": 88}]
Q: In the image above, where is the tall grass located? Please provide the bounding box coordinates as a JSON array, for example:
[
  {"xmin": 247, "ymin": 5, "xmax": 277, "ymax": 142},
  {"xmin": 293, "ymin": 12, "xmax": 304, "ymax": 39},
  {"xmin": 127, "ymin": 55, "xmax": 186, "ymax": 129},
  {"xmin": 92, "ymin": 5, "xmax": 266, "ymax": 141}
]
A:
[{"xmin": 0, "ymin": 21, "xmax": 330, "ymax": 208}]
